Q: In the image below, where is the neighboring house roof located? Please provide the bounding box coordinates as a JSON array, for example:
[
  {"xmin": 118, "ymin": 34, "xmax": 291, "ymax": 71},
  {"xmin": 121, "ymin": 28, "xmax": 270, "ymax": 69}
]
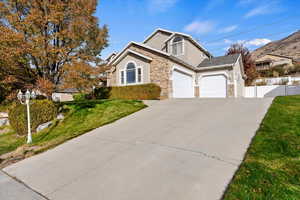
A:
[
  {"xmin": 265, "ymin": 53, "xmax": 293, "ymax": 60},
  {"xmin": 255, "ymin": 59, "xmax": 273, "ymax": 64},
  {"xmin": 105, "ymin": 52, "xmax": 118, "ymax": 62},
  {"xmin": 143, "ymin": 28, "xmax": 212, "ymax": 58},
  {"xmin": 198, "ymin": 54, "xmax": 240, "ymax": 68}
]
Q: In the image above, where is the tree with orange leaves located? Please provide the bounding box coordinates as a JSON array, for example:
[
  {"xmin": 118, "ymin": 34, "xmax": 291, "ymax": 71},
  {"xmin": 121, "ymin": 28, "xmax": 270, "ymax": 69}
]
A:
[
  {"xmin": 60, "ymin": 62, "xmax": 101, "ymax": 93},
  {"xmin": 0, "ymin": 0, "xmax": 108, "ymax": 93},
  {"xmin": 226, "ymin": 43, "xmax": 258, "ymax": 85}
]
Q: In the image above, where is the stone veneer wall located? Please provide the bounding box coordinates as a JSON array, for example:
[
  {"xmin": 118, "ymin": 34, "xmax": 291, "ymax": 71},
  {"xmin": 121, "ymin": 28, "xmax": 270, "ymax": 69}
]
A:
[
  {"xmin": 108, "ymin": 66, "xmax": 117, "ymax": 86},
  {"xmin": 227, "ymin": 84, "xmax": 235, "ymax": 98},
  {"xmin": 128, "ymin": 46, "xmax": 173, "ymax": 99},
  {"xmin": 194, "ymin": 86, "xmax": 199, "ymax": 97}
]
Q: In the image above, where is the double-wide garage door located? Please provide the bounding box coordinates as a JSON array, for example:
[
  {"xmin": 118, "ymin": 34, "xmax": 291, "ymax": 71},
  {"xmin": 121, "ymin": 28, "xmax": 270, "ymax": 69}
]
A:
[
  {"xmin": 200, "ymin": 75, "xmax": 227, "ymax": 98},
  {"xmin": 173, "ymin": 70, "xmax": 194, "ymax": 98}
]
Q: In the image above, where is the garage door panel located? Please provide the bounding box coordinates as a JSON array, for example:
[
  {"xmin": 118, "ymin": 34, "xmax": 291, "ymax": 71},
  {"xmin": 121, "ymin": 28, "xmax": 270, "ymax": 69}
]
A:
[
  {"xmin": 200, "ymin": 75, "xmax": 227, "ymax": 98},
  {"xmin": 173, "ymin": 71, "xmax": 194, "ymax": 98}
]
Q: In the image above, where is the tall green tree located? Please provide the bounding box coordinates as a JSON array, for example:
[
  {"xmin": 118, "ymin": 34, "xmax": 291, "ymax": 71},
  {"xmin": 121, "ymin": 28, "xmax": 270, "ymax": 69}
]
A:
[{"xmin": 0, "ymin": 0, "xmax": 108, "ymax": 87}]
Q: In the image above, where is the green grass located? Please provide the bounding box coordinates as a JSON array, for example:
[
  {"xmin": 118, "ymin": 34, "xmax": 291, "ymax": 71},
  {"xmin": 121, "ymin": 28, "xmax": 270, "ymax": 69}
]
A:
[
  {"xmin": 0, "ymin": 100, "xmax": 146, "ymax": 156},
  {"xmin": 223, "ymin": 96, "xmax": 300, "ymax": 200},
  {"xmin": 0, "ymin": 104, "xmax": 10, "ymax": 112}
]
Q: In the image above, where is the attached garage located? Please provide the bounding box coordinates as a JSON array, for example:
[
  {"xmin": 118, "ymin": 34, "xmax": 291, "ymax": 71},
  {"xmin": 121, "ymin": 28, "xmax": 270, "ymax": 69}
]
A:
[
  {"xmin": 172, "ymin": 70, "xmax": 194, "ymax": 98},
  {"xmin": 200, "ymin": 75, "xmax": 227, "ymax": 98}
]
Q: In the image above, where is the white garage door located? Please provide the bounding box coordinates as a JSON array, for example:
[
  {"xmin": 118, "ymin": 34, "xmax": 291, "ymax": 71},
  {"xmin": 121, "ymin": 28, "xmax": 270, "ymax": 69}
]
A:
[
  {"xmin": 173, "ymin": 70, "xmax": 194, "ymax": 98},
  {"xmin": 200, "ymin": 75, "xmax": 227, "ymax": 98}
]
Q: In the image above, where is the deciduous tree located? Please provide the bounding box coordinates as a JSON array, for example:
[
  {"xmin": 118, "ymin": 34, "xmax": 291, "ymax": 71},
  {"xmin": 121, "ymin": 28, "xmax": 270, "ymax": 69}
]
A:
[
  {"xmin": 226, "ymin": 43, "xmax": 257, "ymax": 85},
  {"xmin": 0, "ymin": 0, "xmax": 108, "ymax": 87},
  {"xmin": 36, "ymin": 77, "xmax": 55, "ymax": 98},
  {"xmin": 60, "ymin": 62, "xmax": 100, "ymax": 93}
]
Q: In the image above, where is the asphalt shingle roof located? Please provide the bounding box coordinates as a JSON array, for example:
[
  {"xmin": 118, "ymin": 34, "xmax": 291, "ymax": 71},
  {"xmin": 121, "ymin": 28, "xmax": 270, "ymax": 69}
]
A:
[{"xmin": 198, "ymin": 54, "xmax": 240, "ymax": 68}]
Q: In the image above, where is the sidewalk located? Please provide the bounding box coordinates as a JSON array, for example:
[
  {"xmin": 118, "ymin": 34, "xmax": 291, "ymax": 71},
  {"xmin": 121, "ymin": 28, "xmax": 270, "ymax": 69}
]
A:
[{"xmin": 0, "ymin": 171, "xmax": 46, "ymax": 200}]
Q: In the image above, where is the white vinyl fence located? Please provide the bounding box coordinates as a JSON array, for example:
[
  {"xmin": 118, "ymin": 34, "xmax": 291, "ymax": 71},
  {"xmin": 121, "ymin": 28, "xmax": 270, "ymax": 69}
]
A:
[
  {"xmin": 244, "ymin": 85, "xmax": 300, "ymax": 98},
  {"xmin": 255, "ymin": 76, "xmax": 300, "ymax": 85}
]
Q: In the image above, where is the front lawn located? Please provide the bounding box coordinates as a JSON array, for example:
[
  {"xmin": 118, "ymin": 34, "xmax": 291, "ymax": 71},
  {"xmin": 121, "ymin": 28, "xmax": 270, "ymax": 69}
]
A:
[
  {"xmin": 0, "ymin": 100, "xmax": 146, "ymax": 165},
  {"xmin": 223, "ymin": 96, "xmax": 300, "ymax": 200}
]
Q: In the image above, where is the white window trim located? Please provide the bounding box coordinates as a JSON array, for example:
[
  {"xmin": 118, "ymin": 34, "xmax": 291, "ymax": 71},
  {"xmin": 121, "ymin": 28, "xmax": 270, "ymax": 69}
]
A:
[
  {"xmin": 120, "ymin": 61, "xmax": 143, "ymax": 86},
  {"xmin": 120, "ymin": 70, "xmax": 125, "ymax": 85},
  {"xmin": 171, "ymin": 36, "xmax": 185, "ymax": 56}
]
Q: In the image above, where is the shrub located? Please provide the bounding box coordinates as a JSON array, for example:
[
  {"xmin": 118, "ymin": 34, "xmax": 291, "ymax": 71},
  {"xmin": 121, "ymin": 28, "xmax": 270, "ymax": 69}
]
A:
[
  {"xmin": 73, "ymin": 93, "xmax": 87, "ymax": 101},
  {"xmin": 93, "ymin": 84, "xmax": 161, "ymax": 100},
  {"xmin": 9, "ymin": 100, "xmax": 58, "ymax": 136}
]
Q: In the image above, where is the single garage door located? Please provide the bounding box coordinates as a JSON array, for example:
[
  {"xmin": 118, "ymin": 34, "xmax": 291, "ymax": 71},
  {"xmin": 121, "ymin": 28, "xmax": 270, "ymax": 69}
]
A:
[
  {"xmin": 200, "ymin": 75, "xmax": 227, "ymax": 98},
  {"xmin": 173, "ymin": 70, "xmax": 194, "ymax": 98}
]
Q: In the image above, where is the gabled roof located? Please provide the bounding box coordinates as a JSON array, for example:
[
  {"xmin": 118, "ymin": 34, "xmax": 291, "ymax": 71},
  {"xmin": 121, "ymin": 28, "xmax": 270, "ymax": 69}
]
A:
[
  {"xmin": 143, "ymin": 28, "xmax": 173, "ymax": 44},
  {"xmin": 143, "ymin": 28, "xmax": 213, "ymax": 58},
  {"xmin": 108, "ymin": 41, "xmax": 197, "ymax": 71},
  {"xmin": 198, "ymin": 54, "xmax": 240, "ymax": 68},
  {"xmin": 112, "ymin": 49, "xmax": 153, "ymax": 65},
  {"xmin": 266, "ymin": 53, "xmax": 293, "ymax": 59}
]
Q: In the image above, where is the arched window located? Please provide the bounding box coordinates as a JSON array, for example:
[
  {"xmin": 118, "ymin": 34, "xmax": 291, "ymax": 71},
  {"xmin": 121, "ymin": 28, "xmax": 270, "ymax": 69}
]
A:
[
  {"xmin": 126, "ymin": 62, "xmax": 136, "ymax": 84},
  {"xmin": 171, "ymin": 36, "xmax": 184, "ymax": 56}
]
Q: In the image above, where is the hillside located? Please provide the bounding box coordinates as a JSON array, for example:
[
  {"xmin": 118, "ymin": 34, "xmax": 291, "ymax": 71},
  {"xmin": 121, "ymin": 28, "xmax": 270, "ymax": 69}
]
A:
[{"xmin": 251, "ymin": 30, "xmax": 300, "ymax": 60}]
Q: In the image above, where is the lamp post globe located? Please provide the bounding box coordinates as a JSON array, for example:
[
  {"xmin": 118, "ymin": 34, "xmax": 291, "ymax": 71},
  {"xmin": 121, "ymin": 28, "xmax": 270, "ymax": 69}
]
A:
[
  {"xmin": 17, "ymin": 90, "xmax": 23, "ymax": 101},
  {"xmin": 31, "ymin": 91, "xmax": 36, "ymax": 99}
]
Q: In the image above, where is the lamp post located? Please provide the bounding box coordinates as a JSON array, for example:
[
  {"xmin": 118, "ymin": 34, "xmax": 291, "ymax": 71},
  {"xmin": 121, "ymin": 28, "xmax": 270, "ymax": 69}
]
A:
[{"xmin": 17, "ymin": 90, "xmax": 36, "ymax": 144}]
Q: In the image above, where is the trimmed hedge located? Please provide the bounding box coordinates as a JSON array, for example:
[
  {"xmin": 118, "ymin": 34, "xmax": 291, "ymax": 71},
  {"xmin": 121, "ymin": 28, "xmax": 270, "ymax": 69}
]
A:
[
  {"xmin": 94, "ymin": 84, "xmax": 161, "ymax": 100},
  {"xmin": 73, "ymin": 93, "xmax": 88, "ymax": 101},
  {"xmin": 9, "ymin": 100, "xmax": 58, "ymax": 136}
]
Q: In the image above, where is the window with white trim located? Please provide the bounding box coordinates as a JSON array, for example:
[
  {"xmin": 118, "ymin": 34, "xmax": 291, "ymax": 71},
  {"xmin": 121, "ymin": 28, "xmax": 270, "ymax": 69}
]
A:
[
  {"xmin": 126, "ymin": 62, "xmax": 136, "ymax": 84},
  {"xmin": 120, "ymin": 62, "xmax": 143, "ymax": 85},
  {"xmin": 171, "ymin": 36, "xmax": 184, "ymax": 56}
]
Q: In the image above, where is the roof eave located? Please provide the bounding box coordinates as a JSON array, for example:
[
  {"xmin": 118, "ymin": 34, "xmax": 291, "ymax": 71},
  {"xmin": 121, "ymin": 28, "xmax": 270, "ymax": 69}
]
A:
[{"xmin": 196, "ymin": 64, "xmax": 234, "ymax": 71}]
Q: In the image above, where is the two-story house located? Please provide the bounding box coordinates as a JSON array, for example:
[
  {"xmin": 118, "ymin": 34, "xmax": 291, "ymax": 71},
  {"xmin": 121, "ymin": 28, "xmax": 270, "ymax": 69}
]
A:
[{"xmin": 107, "ymin": 29, "xmax": 245, "ymax": 98}]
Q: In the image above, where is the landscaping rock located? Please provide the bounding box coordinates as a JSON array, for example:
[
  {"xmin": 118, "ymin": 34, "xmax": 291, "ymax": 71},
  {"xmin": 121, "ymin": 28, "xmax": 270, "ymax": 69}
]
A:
[
  {"xmin": 0, "ymin": 118, "xmax": 9, "ymax": 126},
  {"xmin": 0, "ymin": 128, "xmax": 10, "ymax": 135},
  {"xmin": 36, "ymin": 121, "xmax": 52, "ymax": 132},
  {"xmin": 57, "ymin": 113, "xmax": 65, "ymax": 120},
  {"xmin": 0, "ymin": 112, "xmax": 8, "ymax": 118}
]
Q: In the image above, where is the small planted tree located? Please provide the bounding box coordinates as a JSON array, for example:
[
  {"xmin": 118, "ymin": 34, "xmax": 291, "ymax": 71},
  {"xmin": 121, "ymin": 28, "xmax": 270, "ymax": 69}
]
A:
[{"xmin": 226, "ymin": 43, "xmax": 258, "ymax": 85}]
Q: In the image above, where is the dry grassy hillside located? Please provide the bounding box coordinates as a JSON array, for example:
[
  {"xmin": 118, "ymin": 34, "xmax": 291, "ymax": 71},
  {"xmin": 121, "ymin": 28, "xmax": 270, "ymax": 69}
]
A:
[{"xmin": 251, "ymin": 30, "xmax": 300, "ymax": 60}]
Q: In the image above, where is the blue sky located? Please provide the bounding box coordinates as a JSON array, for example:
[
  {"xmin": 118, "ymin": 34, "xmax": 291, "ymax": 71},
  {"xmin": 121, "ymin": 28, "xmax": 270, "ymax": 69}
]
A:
[{"xmin": 96, "ymin": 0, "xmax": 300, "ymax": 59}]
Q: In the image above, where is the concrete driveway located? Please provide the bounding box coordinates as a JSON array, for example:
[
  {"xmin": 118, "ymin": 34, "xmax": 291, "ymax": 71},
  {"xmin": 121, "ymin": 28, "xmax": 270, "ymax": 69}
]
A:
[{"xmin": 3, "ymin": 99, "xmax": 273, "ymax": 200}]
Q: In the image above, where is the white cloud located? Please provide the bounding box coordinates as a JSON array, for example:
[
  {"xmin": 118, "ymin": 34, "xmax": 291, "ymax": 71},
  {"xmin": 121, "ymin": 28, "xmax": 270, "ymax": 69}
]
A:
[
  {"xmin": 223, "ymin": 38, "xmax": 271, "ymax": 48},
  {"xmin": 184, "ymin": 20, "xmax": 216, "ymax": 35},
  {"xmin": 244, "ymin": 1, "xmax": 282, "ymax": 18},
  {"xmin": 148, "ymin": 0, "xmax": 179, "ymax": 13},
  {"xmin": 224, "ymin": 39, "xmax": 233, "ymax": 44},
  {"xmin": 219, "ymin": 25, "xmax": 238, "ymax": 33},
  {"xmin": 244, "ymin": 5, "xmax": 269, "ymax": 18},
  {"xmin": 245, "ymin": 38, "xmax": 271, "ymax": 46}
]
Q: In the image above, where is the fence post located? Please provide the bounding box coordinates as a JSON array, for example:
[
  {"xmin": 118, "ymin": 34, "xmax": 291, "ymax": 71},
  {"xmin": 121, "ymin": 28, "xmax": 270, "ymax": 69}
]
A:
[
  {"xmin": 254, "ymin": 84, "xmax": 257, "ymax": 98},
  {"xmin": 285, "ymin": 85, "xmax": 287, "ymax": 96}
]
